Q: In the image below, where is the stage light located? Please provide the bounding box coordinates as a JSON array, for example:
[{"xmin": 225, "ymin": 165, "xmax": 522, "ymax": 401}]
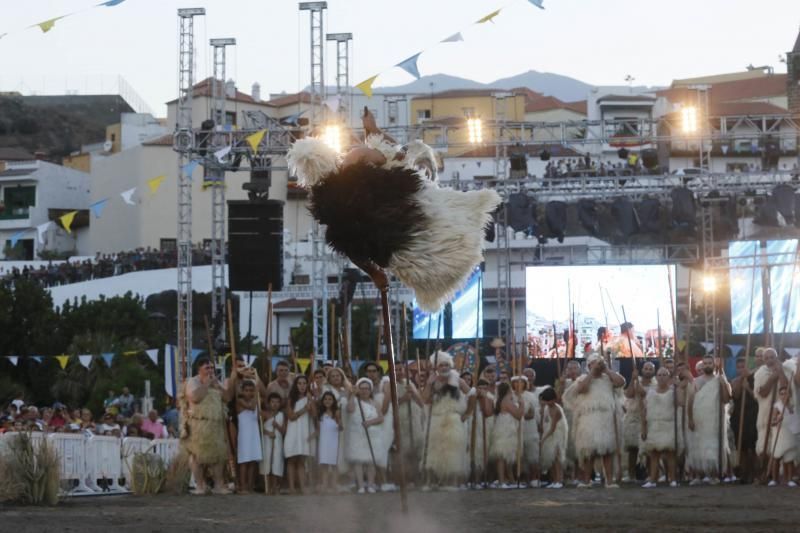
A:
[
  {"xmin": 322, "ymin": 124, "xmax": 342, "ymax": 153},
  {"xmin": 681, "ymin": 106, "xmax": 697, "ymax": 134},
  {"xmin": 467, "ymin": 118, "xmax": 483, "ymax": 144},
  {"xmin": 703, "ymin": 275, "xmax": 717, "ymax": 293}
]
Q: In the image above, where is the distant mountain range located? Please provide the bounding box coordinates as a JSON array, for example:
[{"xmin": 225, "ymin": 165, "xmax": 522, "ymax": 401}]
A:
[{"xmin": 373, "ymin": 70, "xmax": 658, "ymax": 102}]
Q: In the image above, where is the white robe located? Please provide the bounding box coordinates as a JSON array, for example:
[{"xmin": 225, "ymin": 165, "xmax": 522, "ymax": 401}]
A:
[
  {"xmin": 426, "ymin": 393, "xmax": 467, "ymax": 480},
  {"xmin": 540, "ymin": 403, "xmax": 568, "ymax": 472},
  {"xmin": 260, "ymin": 412, "xmax": 285, "ymax": 476},
  {"xmin": 346, "ymin": 398, "xmax": 385, "ymax": 467},
  {"xmin": 642, "ymin": 387, "xmax": 682, "ymax": 453},
  {"xmin": 569, "ymin": 374, "xmax": 619, "ymax": 461},
  {"xmin": 688, "ymin": 377, "xmax": 730, "ymax": 474}
]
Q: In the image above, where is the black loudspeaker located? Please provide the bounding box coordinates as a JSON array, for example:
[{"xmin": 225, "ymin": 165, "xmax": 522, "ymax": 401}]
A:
[
  {"xmin": 509, "ymin": 154, "xmax": 528, "ymax": 172},
  {"xmin": 641, "ymin": 149, "xmax": 658, "ymax": 170},
  {"xmin": 507, "ymin": 192, "xmax": 537, "ymax": 233},
  {"xmin": 540, "ymin": 149, "xmax": 551, "ymax": 161},
  {"xmin": 545, "ymin": 201, "xmax": 567, "ymax": 243},
  {"xmin": 577, "ymin": 199, "xmax": 600, "ymax": 236},
  {"xmin": 671, "ymin": 187, "xmax": 696, "ymax": 229},
  {"xmin": 773, "ymin": 184, "xmax": 795, "ymax": 224},
  {"xmin": 637, "ymin": 198, "xmax": 661, "ymax": 233},
  {"xmin": 617, "ymin": 147, "xmax": 630, "ymax": 160},
  {"xmin": 612, "ymin": 197, "xmax": 639, "ymax": 237},
  {"xmin": 228, "ymin": 200, "xmax": 284, "ymax": 291}
]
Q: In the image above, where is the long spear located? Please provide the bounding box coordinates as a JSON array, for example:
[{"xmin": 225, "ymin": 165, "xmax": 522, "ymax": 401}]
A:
[
  {"xmin": 512, "ymin": 299, "xmax": 523, "ymax": 487},
  {"xmin": 666, "ymin": 266, "xmax": 681, "ymax": 463},
  {"xmin": 421, "ymin": 311, "xmax": 443, "ymax": 481},
  {"xmin": 737, "ymin": 249, "xmax": 757, "ymax": 466},
  {"xmin": 657, "ymin": 309, "xmax": 663, "ymax": 360},
  {"xmin": 401, "ymin": 303, "xmax": 416, "ymax": 476},
  {"xmin": 265, "ymin": 284, "xmax": 273, "ymax": 384},
  {"xmin": 716, "ymin": 318, "xmax": 725, "ymax": 478}
]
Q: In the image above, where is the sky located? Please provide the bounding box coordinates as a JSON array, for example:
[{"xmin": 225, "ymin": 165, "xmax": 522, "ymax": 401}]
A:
[{"xmin": 0, "ymin": 0, "xmax": 799, "ymax": 116}]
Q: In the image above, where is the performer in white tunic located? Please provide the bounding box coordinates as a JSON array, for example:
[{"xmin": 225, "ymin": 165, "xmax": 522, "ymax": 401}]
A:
[
  {"xmin": 346, "ymin": 377, "xmax": 385, "ymax": 494},
  {"xmin": 768, "ymin": 384, "xmax": 798, "ymax": 486},
  {"xmin": 465, "ymin": 379, "xmax": 494, "ymax": 486},
  {"xmin": 322, "ymin": 367, "xmax": 351, "ymax": 476},
  {"xmin": 687, "ymin": 355, "xmax": 731, "ymax": 483},
  {"xmin": 235, "ymin": 380, "xmax": 263, "ymax": 494},
  {"xmin": 567, "ymin": 354, "xmax": 625, "ymax": 487},
  {"xmin": 516, "ymin": 376, "xmax": 540, "ymax": 487},
  {"xmin": 539, "ymin": 387, "xmax": 568, "ymax": 488},
  {"xmin": 640, "ymin": 367, "xmax": 683, "ymax": 488},
  {"xmin": 364, "ymin": 362, "xmax": 395, "ymax": 491},
  {"xmin": 754, "ymin": 349, "xmax": 789, "ymax": 461},
  {"xmin": 558, "ymin": 360, "xmax": 583, "ymax": 481},
  {"xmin": 423, "ymin": 352, "xmax": 468, "ymax": 489},
  {"xmin": 623, "ymin": 361, "xmax": 655, "ymax": 481},
  {"xmin": 490, "ymin": 381, "xmax": 525, "ymax": 488},
  {"xmin": 284, "ymin": 375, "xmax": 313, "ymax": 494},
  {"xmin": 260, "ymin": 392, "xmax": 285, "ymax": 495}
]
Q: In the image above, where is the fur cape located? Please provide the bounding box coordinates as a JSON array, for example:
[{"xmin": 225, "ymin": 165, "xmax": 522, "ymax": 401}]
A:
[
  {"xmin": 287, "ymin": 136, "xmax": 500, "ymax": 311},
  {"xmin": 570, "ymin": 374, "xmax": 619, "ymax": 461},
  {"xmin": 426, "ymin": 394, "xmax": 468, "ymax": 480}
]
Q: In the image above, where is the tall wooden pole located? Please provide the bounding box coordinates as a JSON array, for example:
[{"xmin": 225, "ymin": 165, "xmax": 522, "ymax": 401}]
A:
[
  {"xmin": 737, "ymin": 249, "xmax": 757, "ymax": 465},
  {"xmin": 264, "ymin": 284, "xmax": 273, "ymax": 384}
]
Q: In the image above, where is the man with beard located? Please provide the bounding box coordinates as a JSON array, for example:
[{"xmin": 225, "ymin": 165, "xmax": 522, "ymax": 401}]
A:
[
  {"xmin": 623, "ymin": 361, "xmax": 655, "ymax": 481},
  {"xmin": 564, "ymin": 354, "xmax": 625, "ymax": 488},
  {"xmin": 754, "ymin": 348, "xmax": 789, "ymax": 469},
  {"xmin": 687, "ymin": 355, "xmax": 731, "ymax": 484},
  {"xmin": 731, "ymin": 356, "xmax": 759, "ymax": 483}
]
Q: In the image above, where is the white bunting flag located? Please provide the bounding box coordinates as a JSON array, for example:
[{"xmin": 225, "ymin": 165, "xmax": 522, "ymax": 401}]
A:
[
  {"xmin": 214, "ymin": 146, "xmax": 231, "ymax": 162},
  {"xmin": 145, "ymin": 348, "xmax": 158, "ymax": 365},
  {"xmin": 8, "ymin": 356, "xmax": 18, "ymax": 366},
  {"xmin": 78, "ymin": 355, "xmax": 93, "ymax": 369},
  {"xmin": 120, "ymin": 187, "xmax": 137, "ymax": 205},
  {"xmin": 36, "ymin": 221, "xmax": 52, "ymax": 244}
]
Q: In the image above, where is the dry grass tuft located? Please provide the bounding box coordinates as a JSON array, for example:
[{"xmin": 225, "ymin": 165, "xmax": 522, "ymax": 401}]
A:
[{"xmin": 0, "ymin": 433, "xmax": 60, "ymax": 505}]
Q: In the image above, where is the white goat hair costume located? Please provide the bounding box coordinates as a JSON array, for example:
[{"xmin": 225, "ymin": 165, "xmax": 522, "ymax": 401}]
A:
[
  {"xmin": 687, "ymin": 377, "xmax": 730, "ymax": 473},
  {"xmin": 540, "ymin": 403, "xmax": 568, "ymax": 472},
  {"xmin": 642, "ymin": 386, "xmax": 683, "ymax": 453},
  {"xmin": 426, "ymin": 387, "xmax": 468, "ymax": 480},
  {"xmin": 397, "ymin": 380, "xmax": 425, "ymax": 458},
  {"xmin": 287, "ymin": 136, "xmax": 501, "ymax": 311},
  {"xmin": 465, "ymin": 388, "xmax": 494, "ymax": 475},
  {"xmin": 569, "ymin": 374, "xmax": 619, "ymax": 461},
  {"xmin": 521, "ymin": 390, "xmax": 540, "ymax": 466},
  {"xmin": 753, "ymin": 365, "xmax": 792, "ymax": 454},
  {"xmin": 346, "ymin": 398, "xmax": 386, "ymax": 467}
]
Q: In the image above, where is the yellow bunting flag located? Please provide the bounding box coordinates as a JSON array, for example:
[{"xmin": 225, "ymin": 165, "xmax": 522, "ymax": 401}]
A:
[
  {"xmin": 246, "ymin": 130, "xmax": 266, "ymax": 153},
  {"xmin": 378, "ymin": 360, "xmax": 389, "ymax": 373},
  {"xmin": 147, "ymin": 175, "xmax": 166, "ymax": 194},
  {"xmin": 59, "ymin": 211, "xmax": 78, "ymax": 233},
  {"xmin": 37, "ymin": 17, "xmax": 62, "ymax": 33},
  {"xmin": 297, "ymin": 358, "xmax": 311, "ymax": 374},
  {"xmin": 476, "ymin": 9, "xmax": 501, "ymax": 24},
  {"xmin": 55, "ymin": 355, "xmax": 70, "ymax": 370},
  {"xmin": 355, "ymin": 75, "xmax": 379, "ymax": 98},
  {"xmin": 122, "ymin": 350, "xmax": 138, "ymax": 356}
]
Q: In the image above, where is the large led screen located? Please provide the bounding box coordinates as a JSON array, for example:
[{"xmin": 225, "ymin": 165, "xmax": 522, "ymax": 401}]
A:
[{"xmin": 413, "ymin": 267, "xmax": 482, "ymax": 340}]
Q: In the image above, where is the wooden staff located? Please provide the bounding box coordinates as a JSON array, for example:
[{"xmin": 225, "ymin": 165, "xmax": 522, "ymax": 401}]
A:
[
  {"xmin": 737, "ymin": 249, "xmax": 757, "ymax": 466},
  {"xmin": 226, "ymin": 300, "xmax": 242, "ymax": 486},
  {"xmin": 601, "ymin": 333, "xmax": 623, "ymax": 483},
  {"xmin": 421, "ymin": 312, "xmax": 443, "ymax": 478},
  {"xmin": 716, "ymin": 318, "xmax": 725, "ymax": 478},
  {"xmin": 356, "ymin": 394, "xmax": 378, "ymax": 473},
  {"xmin": 657, "ymin": 309, "xmax": 663, "ymax": 360},
  {"xmin": 512, "ymin": 299, "xmax": 523, "ymax": 487},
  {"xmin": 265, "ymin": 284, "xmax": 273, "ymax": 384},
  {"xmin": 330, "ymin": 301, "xmax": 336, "ymax": 365},
  {"xmin": 470, "ymin": 296, "xmax": 481, "ymax": 486},
  {"xmin": 401, "ymin": 303, "xmax": 416, "ymax": 471},
  {"xmin": 666, "ymin": 266, "xmax": 681, "ymax": 465}
]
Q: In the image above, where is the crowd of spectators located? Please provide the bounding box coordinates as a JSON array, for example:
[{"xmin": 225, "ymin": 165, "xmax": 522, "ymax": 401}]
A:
[
  {"xmin": 544, "ymin": 155, "xmax": 645, "ymax": 179},
  {"xmin": 0, "ymin": 388, "xmax": 179, "ymax": 441},
  {"xmin": 0, "ymin": 247, "xmax": 212, "ymax": 289}
]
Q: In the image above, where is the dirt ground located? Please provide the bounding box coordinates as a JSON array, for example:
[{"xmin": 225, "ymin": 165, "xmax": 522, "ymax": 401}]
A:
[{"xmin": 2, "ymin": 485, "xmax": 799, "ymax": 533}]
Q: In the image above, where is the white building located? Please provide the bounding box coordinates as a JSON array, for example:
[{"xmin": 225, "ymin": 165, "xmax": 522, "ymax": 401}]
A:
[{"xmin": 0, "ymin": 159, "xmax": 90, "ymax": 260}]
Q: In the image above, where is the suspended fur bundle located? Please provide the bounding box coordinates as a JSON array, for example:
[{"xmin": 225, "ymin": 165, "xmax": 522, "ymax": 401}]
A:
[{"xmin": 288, "ymin": 136, "xmax": 501, "ymax": 311}]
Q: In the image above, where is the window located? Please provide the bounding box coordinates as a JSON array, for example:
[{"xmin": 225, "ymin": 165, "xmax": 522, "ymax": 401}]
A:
[
  {"xmin": 1, "ymin": 185, "xmax": 35, "ymax": 219},
  {"xmin": 462, "ymin": 107, "xmax": 475, "ymax": 118},
  {"xmin": 160, "ymin": 238, "xmax": 177, "ymax": 253},
  {"xmin": 292, "ymin": 274, "xmax": 310, "ymax": 285},
  {"xmin": 225, "ymin": 111, "xmax": 237, "ymax": 127},
  {"xmin": 417, "ymin": 109, "xmax": 431, "ymax": 123}
]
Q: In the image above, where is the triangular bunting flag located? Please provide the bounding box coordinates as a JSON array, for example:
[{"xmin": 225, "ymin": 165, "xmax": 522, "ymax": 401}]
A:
[
  {"xmin": 297, "ymin": 358, "xmax": 310, "ymax": 374},
  {"xmin": 282, "ymin": 110, "xmax": 306, "ymax": 126},
  {"xmin": 214, "ymin": 146, "xmax": 231, "ymax": 161},
  {"xmin": 36, "ymin": 221, "xmax": 52, "ymax": 244},
  {"xmin": 147, "ymin": 175, "xmax": 166, "ymax": 194},
  {"xmin": 727, "ymin": 344, "xmax": 744, "ymax": 357},
  {"xmin": 396, "ymin": 53, "xmax": 422, "ymax": 80},
  {"xmin": 145, "ymin": 349, "xmax": 158, "ymax": 365},
  {"xmin": 350, "ymin": 360, "xmax": 365, "ymax": 375},
  {"xmin": 7, "ymin": 356, "xmax": 18, "ymax": 366},
  {"xmin": 699, "ymin": 342, "xmax": 714, "ymax": 354},
  {"xmin": 182, "ymin": 160, "xmax": 200, "ymax": 178},
  {"xmin": 355, "ymin": 75, "xmax": 379, "ymax": 98},
  {"xmin": 528, "ymin": 0, "xmax": 545, "ymax": 9},
  {"xmin": 378, "ymin": 360, "xmax": 389, "ymax": 373},
  {"xmin": 476, "ymin": 9, "xmax": 501, "ymax": 24},
  {"xmin": 59, "ymin": 211, "xmax": 78, "ymax": 233},
  {"xmin": 121, "ymin": 188, "xmax": 137, "ymax": 205},
  {"xmin": 99, "ymin": 0, "xmax": 126, "ymax": 6},
  {"xmin": 78, "ymin": 355, "xmax": 93, "ymax": 369},
  {"xmin": 243, "ymin": 354, "xmax": 258, "ymax": 367},
  {"xmin": 101, "ymin": 352, "xmax": 115, "ymax": 367},
  {"xmin": 55, "ymin": 355, "xmax": 70, "ymax": 370},
  {"xmin": 31, "ymin": 356, "xmax": 43, "ymax": 363},
  {"xmin": 245, "ymin": 130, "xmax": 266, "ymax": 153},
  {"xmin": 785, "ymin": 347, "xmax": 800, "ymax": 358},
  {"xmin": 191, "ymin": 348, "xmax": 203, "ymax": 363},
  {"xmin": 89, "ymin": 198, "xmax": 109, "ymax": 218},
  {"xmin": 36, "ymin": 17, "xmax": 62, "ymax": 33},
  {"xmin": 440, "ymin": 32, "xmax": 464, "ymax": 43},
  {"xmin": 9, "ymin": 230, "xmax": 28, "ymax": 248}
]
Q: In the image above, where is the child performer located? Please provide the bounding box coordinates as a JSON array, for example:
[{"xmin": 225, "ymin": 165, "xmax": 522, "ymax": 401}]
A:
[
  {"xmin": 317, "ymin": 391, "xmax": 344, "ymax": 492},
  {"xmin": 236, "ymin": 380, "xmax": 263, "ymax": 494},
  {"xmin": 260, "ymin": 392, "xmax": 286, "ymax": 495}
]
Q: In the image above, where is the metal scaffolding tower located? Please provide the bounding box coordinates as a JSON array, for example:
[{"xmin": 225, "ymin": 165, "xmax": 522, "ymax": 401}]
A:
[
  {"xmin": 326, "ymin": 32, "xmax": 352, "ymax": 120},
  {"xmin": 493, "ymin": 93, "xmax": 513, "ymax": 348},
  {"xmin": 300, "ymin": 2, "xmax": 327, "ymax": 125},
  {"xmin": 208, "ymin": 38, "xmax": 236, "ymax": 347},
  {"xmin": 700, "ymin": 201, "xmax": 717, "ymax": 343},
  {"xmin": 689, "ymin": 84, "xmax": 712, "ymax": 171},
  {"xmin": 174, "ymin": 7, "xmax": 204, "ymax": 383}
]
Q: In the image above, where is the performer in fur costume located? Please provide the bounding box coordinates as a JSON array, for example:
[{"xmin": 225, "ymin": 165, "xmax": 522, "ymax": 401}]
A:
[
  {"xmin": 180, "ymin": 356, "xmax": 232, "ymax": 495},
  {"xmin": 623, "ymin": 361, "xmax": 655, "ymax": 481},
  {"xmin": 286, "ymin": 111, "xmax": 501, "ymax": 311},
  {"xmin": 754, "ymin": 349, "xmax": 794, "ymax": 464},
  {"xmin": 490, "ymin": 381, "xmax": 525, "ymax": 488},
  {"xmin": 538, "ymin": 387, "xmax": 568, "ymax": 488},
  {"xmin": 422, "ymin": 352, "xmax": 468, "ymax": 489},
  {"xmin": 396, "ymin": 363, "xmax": 425, "ymax": 484},
  {"xmin": 565, "ymin": 354, "xmax": 625, "ymax": 487},
  {"xmin": 687, "ymin": 355, "xmax": 731, "ymax": 483},
  {"xmin": 465, "ymin": 379, "xmax": 495, "ymax": 486},
  {"xmin": 640, "ymin": 367, "xmax": 683, "ymax": 488},
  {"xmin": 518, "ymin": 376, "xmax": 541, "ymax": 487}
]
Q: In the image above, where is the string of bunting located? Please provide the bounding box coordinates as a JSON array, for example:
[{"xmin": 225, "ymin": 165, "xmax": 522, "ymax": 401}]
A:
[
  {"xmin": 7, "ymin": 128, "xmax": 270, "ymax": 249},
  {"xmin": 0, "ymin": 1, "xmax": 127, "ymax": 43},
  {"xmin": 354, "ymin": 0, "xmax": 545, "ymax": 97}
]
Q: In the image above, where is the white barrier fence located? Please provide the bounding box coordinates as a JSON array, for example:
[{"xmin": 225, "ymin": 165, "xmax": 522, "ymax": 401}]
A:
[{"xmin": 0, "ymin": 432, "xmax": 180, "ymax": 495}]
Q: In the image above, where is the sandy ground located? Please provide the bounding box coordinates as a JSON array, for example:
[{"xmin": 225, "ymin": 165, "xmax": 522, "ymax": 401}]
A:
[{"xmin": 2, "ymin": 485, "xmax": 799, "ymax": 533}]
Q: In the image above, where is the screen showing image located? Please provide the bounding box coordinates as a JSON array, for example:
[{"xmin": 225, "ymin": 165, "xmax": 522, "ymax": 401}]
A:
[
  {"xmin": 413, "ymin": 267, "xmax": 482, "ymax": 339},
  {"xmin": 729, "ymin": 240, "xmax": 764, "ymax": 334},
  {"xmin": 525, "ymin": 265, "xmax": 675, "ymax": 352}
]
